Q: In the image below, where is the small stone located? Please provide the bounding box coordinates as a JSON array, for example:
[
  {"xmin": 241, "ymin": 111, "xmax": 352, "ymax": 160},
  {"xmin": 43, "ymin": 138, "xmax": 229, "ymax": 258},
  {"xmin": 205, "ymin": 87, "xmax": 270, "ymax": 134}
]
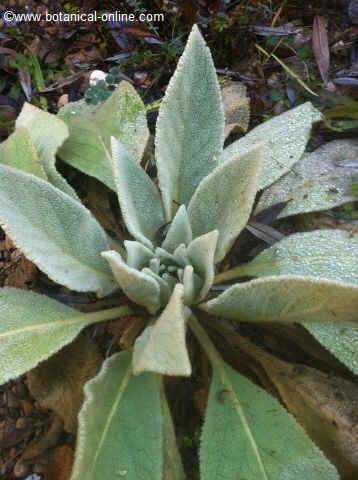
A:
[
  {"xmin": 16, "ymin": 417, "xmax": 27, "ymax": 429},
  {"xmin": 13, "ymin": 459, "xmax": 30, "ymax": 478},
  {"xmin": 133, "ymin": 71, "xmax": 149, "ymax": 85}
]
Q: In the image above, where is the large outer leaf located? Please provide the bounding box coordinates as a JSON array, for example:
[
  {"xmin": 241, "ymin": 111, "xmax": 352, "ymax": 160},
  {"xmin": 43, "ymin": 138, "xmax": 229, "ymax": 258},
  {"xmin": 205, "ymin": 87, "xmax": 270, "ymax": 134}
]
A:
[
  {"xmin": 133, "ymin": 285, "xmax": 192, "ymax": 376},
  {"xmin": 188, "ymin": 144, "xmax": 263, "ymax": 262},
  {"xmin": 155, "ymin": 25, "xmax": 225, "ymax": 220},
  {"xmin": 102, "ymin": 250, "xmax": 160, "ymax": 314},
  {"xmin": 202, "ymin": 275, "xmax": 358, "ymax": 323},
  {"xmin": 231, "ymin": 230, "xmax": 358, "ymax": 376},
  {"xmin": 71, "ymin": 352, "xmax": 164, "ymax": 480},
  {"xmin": 58, "ymin": 81, "xmax": 149, "ymax": 190},
  {"xmin": 16, "ymin": 102, "xmax": 78, "ymax": 200},
  {"xmin": 0, "ymin": 288, "xmax": 104, "ymax": 386},
  {"xmin": 0, "ymin": 127, "xmax": 47, "ymax": 178},
  {"xmin": 200, "ymin": 361, "xmax": 338, "ymax": 480},
  {"xmin": 221, "ymin": 102, "xmax": 322, "ymax": 190},
  {"xmin": 0, "ymin": 165, "xmax": 115, "ymax": 295},
  {"xmin": 111, "ymin": 138, "xmax": 165, "ymax": 248},
  {"xmin": 231, "ymin": 230, "xmax": 358, "ymax": 282},
  {"xmin": 255, "ymin": 139, "xmax": 358, "ymax": 218}
]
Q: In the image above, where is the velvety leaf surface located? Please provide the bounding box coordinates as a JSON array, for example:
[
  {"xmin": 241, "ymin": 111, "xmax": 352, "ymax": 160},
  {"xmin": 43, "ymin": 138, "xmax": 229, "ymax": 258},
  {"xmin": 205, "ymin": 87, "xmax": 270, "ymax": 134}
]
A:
[
  {"xmin": 111, "ymin": 138, "xmax": 165, "ymax": 248},
  {"xmin": 221, "ymin": 102, "xmax": 321, "ymax": 190},
  {"xmin": 71, "ymin": 352, "xmax": 163, "ymax": 480},
  {"xmin": 200, "ymin": 360, "xmax": 338, "ymax": 479},
  {"xmin": 161, "ymin": 388, "xmax": 186, "ymax": 479},
  {"xmin": 255, "ymin": 140, "xmax": 358, "ymax": 218},
  {"xmin": 162, "ymin": 205, "xmax": 193, "ymax": 252},
  {"xmin": 155, "ymin": 25, "xmax": 225, "ymax": 220},
  {"xmin": 133, "ymin": 285, "xmax": 192, "ymax": 376},
  {"xmin": 188, "ymin": 144, "xmax": 263, "ymax": 262},
  {"xmin": 229, "ymin": 229, "xmax": 358, "ymax": 376},
  {"xmin": 16, "ymin": 102, "xmax": 78, "ymax": 200},
  {"xmin": 102, "ymin": 250, "xmax": 160, "ymax": 313},
  {"xmin": 305, "ymin": 322, "xmax": 358, "ymax": 376},
  {"xmin": 0, "ymin": 127, "xmax": 47, "ymax": 178},
  {"xmin": 202, "ymin": 275, "xmax": 358, "ymax": 323},
  {"xmin": 0, "ymin": 288, "xmax": 100, "ymax": 386},
  {"xmin": 0, "ymin": 165, "xmax": 115, "ymax": 295},
  {"xmin": 230, "ymin": 230, "xmax": 358, "ymax": 282},
  {"xmin": 187, "ymin": 230, "xmax": 218, "ymax": 300},
  {"xmin": 58, "ymin": 82, "xmax": 149, "ymax": 190}
]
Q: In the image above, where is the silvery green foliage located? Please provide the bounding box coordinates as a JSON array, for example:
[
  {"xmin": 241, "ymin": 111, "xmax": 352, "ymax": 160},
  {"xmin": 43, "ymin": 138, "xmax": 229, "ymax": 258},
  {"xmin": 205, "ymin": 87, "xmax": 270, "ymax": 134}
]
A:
[
  {"xmin": 58, "ymin": 81, "xmax": 149, "ymax": 191},
  {"xmin": 0, "ymin": 23, "xmax": 355, "ymax": 480}
]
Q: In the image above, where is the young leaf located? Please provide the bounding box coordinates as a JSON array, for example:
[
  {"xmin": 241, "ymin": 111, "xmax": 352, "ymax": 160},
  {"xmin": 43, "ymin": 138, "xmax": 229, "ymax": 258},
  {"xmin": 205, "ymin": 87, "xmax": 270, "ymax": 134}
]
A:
[
  {"xmin": 255, "ymin": 139, "xmax": 358, "ymax": 218},
  {"xmin": 226, "ymin": 230, "xmax": 358, "ymax": 282},
  {"xmin": 221, "ymin": 102, "xmax": 322, "ymax": 190},
  {"xmin": 16, "ymin": 102, "xmax": 79, "ymax": 200},
  {"xmin": 0, "ymin": 127, "xmax": 47, "ymax": 179},
  {"xmin": 71, "ymin": 352, "xmax": 164, "ymax": 480},
  {"xmin": 102, "ymin": 250, "xmax": 161, "ymax": 314},
  {"xmin": 202, "ymin": 275, "xmax": 358, "ymax": 323},
  {"xmin": 124, "ymin": 240, "xmax": 154, "ymax": 269},
  {"xmin": 133, "ymin": 284, "xmax": 192, "ymax": 376},
  {"xmin": 162, "ymin": 205, "xmax": 193, "ymax": 252},
  {"xmin": 187, "ymin": 230, "xmax": 218, "ymax": 300},
  {"xmin": 188, "ymin": 144, "xmax": 263, "ymax": 262},
  {"xmin": 0, "ymin": 288, "xmax": 128, "ymax": 386},
  {"xmin": 59, "ymin": 81, "xmax": 149, "ymax": 190},
  {"xmin": 111, "ymin": 138, "xmax": 165, "ymax": 249},
  {"xmin": 155, "ymin": 24, "xmax": 225, "ymax": 220},
  {"xmin": 0, "ymin": 165, "xmax": 115, "ymax": 295},
  {"xmin": 200, "ymin": 362, "xmax": 339, "ymax": 480}
]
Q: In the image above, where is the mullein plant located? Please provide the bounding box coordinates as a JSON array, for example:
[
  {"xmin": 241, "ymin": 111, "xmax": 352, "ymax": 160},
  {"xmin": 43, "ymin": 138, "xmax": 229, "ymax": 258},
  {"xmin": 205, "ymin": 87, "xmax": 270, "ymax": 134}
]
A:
[{"xmin": 0, "ymin": 25, "xmax": 357, "ymax": 479}]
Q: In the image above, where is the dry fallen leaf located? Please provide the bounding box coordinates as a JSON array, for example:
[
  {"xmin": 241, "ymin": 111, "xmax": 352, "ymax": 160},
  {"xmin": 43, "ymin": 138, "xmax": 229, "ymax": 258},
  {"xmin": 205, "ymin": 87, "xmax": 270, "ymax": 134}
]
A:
[
  {"xmin": 1, "ymin": 236, "xmax": 37, "ymax": 289},
  {"xmin": 236, "ymin": 335, "xmax": 358, "ymax": 479},
  {"xmin": 27, "ymin": 334, "xmax": 102, "ymax": 433},
  {"xmin": 312, "ymin": 15, "xmax": 330, "ymax": 85},
  {"xmin": 44, "ymin": 444, "xmax": 74, "ymax": 480},
  {"xmin": 222, "ymin": 81, "xmax": 250, "ymax": 137}
]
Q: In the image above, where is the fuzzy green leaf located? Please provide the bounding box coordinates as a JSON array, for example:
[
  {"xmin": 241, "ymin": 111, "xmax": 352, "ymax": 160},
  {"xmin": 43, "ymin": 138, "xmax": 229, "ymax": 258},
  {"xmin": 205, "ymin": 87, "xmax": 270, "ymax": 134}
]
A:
[
  {"xmin": 305, "ymin": 322, "xmax": 358, "ymax": 376},
  {"xmin": 227, "ymin": 230, "xmax": 358, "ymax": 375},
  {"xmin": 188, "ymin": 144, "xmax": 263, "ymax": 262},
  {"xmin": 124, "ymin": 240, "xmax": 154, "ymax": 269},
  {"xmin": 200, "ymin": 360, "xmax": 339, "ymax": 480},
  {"xmin": 16, "ymin": 102, "xmax": 78, "ymax": 200},
  {"xmin": 155, "ymin": 25, "xmax": 225, "ymax": 220},
  {"xmin": 255, "ymin": 139, "xmax": 358, "ymax": 218},
  {"xmin": 221, "ymin": 102, "xmax": 322, "ymax": 190},
  {"xmin": 202, "ymin": 275, "xmax": 358, "ymax": 323},
  {"xmin": 111, "ymin": 138, "xmax": 165, "ymax": 249},
  {"xmin": 0, "ymin": 288, "xmax": 106, "ymax": 386},
  {"xmin": 162, "ymin": 205, "xmax": 193, "ymax": 252},
  {"xmin": 59, "ymin": 81, "xmax": 149, "ymax": 190},
  {"xmin": 102, "ymin": 250, "xmax": 160, "ymax": 313},
  {"xmin": 133, "ymin": 285, "xmax": 192, "ymax": 376},
  {"xmin": 0, "ymin": 165, "xmax": 115, "ymax": 295},
  {"xmin": 70, "ymin": 352, "xmax": 164, "ymax": 480},
  {"xmin": 0, "ymin": 127, "xmax": 47, "ymax": 178},
  {"xmin": 161, "ymin": 388, "xmax": 186, "ymax": 480},
  {"xmin": 230, "ymin": 230, "xmax": 358, "ymax": 282},
  {"xmin": 187, "ymin": 230, "xmax": 218, "ymax": 300}
]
